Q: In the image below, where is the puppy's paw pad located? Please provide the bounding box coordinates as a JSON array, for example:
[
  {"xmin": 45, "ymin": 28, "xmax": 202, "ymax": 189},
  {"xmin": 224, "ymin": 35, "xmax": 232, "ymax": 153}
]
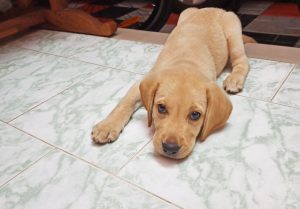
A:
[
  {"xmin": 223, "ymin": 74, "xmax": 244, "ymax": 94},
  {"xmin": 91, "ymin": 122, "xmax": 121, "ymax": 144}
]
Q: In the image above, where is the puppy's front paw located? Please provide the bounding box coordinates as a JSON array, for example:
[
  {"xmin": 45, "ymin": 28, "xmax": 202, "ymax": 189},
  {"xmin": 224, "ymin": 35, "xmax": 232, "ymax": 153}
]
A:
[
  {"xmin": 223, "ymin": 73, "xmax": 245, "ymax": 94},
  {"xmin": 91, "ymin": 120, "xmax": 122, "ymax": 144}
]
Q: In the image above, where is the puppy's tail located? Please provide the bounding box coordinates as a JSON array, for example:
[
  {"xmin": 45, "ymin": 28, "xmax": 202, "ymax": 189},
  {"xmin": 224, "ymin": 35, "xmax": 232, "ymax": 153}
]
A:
[{"xmin": 242, "ymin": 35, "xmax": 257, "ymax": 44}]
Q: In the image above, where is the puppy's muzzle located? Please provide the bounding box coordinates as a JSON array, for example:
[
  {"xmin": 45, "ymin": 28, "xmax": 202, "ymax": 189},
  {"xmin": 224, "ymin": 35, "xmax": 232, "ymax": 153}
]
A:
[{"xmin": 162, "ymin": 141, "xmax": 181, "ymax": 155}]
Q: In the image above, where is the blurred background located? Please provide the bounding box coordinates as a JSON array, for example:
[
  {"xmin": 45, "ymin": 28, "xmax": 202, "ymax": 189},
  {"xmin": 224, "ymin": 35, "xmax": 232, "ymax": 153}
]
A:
[{"xmin": 1, "ymin": 0, "xmax": 300, "ymax": 47}]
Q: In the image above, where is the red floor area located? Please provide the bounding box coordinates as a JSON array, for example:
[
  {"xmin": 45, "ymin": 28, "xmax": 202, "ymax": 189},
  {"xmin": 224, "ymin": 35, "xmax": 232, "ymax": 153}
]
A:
[{"xmin": 262, "ymin": 3, "xmax": 300, "ymax": 18}]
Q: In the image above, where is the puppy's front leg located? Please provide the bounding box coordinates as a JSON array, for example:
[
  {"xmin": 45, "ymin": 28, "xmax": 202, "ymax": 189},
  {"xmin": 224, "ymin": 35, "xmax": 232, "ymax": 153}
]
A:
[
  {"xmin": 92, "ymin": 82, "xmax": 141, "ymax": 144},
  {"xmin": 222, "ymin": 12, "xmax": 249, "ymax": 94}
]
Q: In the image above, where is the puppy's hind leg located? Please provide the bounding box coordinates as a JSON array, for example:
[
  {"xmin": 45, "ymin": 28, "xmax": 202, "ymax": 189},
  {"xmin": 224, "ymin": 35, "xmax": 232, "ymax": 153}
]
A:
[
  {"xmin": 92, "ymin": 82, "xmax": 141, "ymax": 144},
  {"xmin": 222, "ymin": 12, "xmax": 249, "ymax": 94}
]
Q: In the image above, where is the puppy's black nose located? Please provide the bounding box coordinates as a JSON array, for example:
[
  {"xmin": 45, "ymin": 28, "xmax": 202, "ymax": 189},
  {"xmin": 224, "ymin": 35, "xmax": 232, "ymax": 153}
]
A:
[{"xmin": 162, "ymin": 142, "xmax": 181, "ymax": 155}]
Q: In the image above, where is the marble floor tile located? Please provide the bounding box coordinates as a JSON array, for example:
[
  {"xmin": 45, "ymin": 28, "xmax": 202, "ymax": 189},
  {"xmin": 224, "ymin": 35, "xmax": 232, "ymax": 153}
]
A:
[
  {"xmin": 0, "ymin": 48, "xmax": 101, "ymax": 122},
  {"xmin": 0, "ymin": 150, "xmax": 177, "ymax": 209},
  {"xmin": 70, "ymin": 38, "xmax": 163, "ymax": 74},
  {"xmin": 0, "ymin": 46, "xmax": 37, "ymax": 77},
  {"xmin": 0, "ymin": 121, "xmax": 53, "ymax": 187},
  {"xmin": 11, "ymin": 68, "xmax": 152, "ymax": 173},
  {"xmin": 119, "ymin": 96, "xmax": 300, "ymax": 209},
  {"xmin": 273, "ymin": 65, "xmax": 300, "ymax": 108},
  {"xmin": 217, "ymin": 58, "xmax": 294, "ymax": 101},
  {"xmin": 2, "ymin": 31, "xmax": 300, "ymax": 209},
  {"xmin": 10, "ymin": 30, "xmax": 106, "ymax": 57}
]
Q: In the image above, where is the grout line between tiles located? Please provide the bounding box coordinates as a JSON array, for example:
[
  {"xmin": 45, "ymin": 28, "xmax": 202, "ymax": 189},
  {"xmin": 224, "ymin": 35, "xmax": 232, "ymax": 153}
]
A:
[
  {"xmin": 117, "ymin": 138, "xmax": 152, "ymax": 174},
  {"xmin": 5, "ymin": 122, "xmax": 181, "ymax": 208},
  {"xmin": 6, "ymin": 67, "xmax": 105, "ymax": 123},
  {"xmin": 60, "ymin": 149, "xmax": 183, "ymax": 209},
  {"xmin": 6, "ymin": 122, "xmax": 66, "ymax": 149},
  {"xmin": 0, "ymin": 148, "xmax": 56, "ymax": 189},
  {"xmin": 3, "ymin": 32, "xmax": 298, "ymax": 208},
  {"xmin": 70, "ymin": 59, "xmax": 145, "ymax": 75},
  {"xmin": 6, "ymin": 58, "xmax": 143, "ymax": 123},
  {"xmin": 66, "ymin": 56, "xmax": 146, "ymax": 76},
  {"xmin": 234, "ymin": 93, "xmax": 300, "ymax": 109},
  {"xmin": 269, "ymin": 101, "xmax": 300, "ymax": 110},
  {"xmin": 5, "ymin": 82, "xmax": 300, "ymax": 125},
  {"xmin": 270, "ymin": 64, "xmax": 296, "ymax": 102},
  {"xmin": 234, "ymin": 94, "xmax": 271, "ymax": 103},
  {"xmin": 116, "ymin": 176, "xmax": 183, "ymax": 209},
  {"xmin": 11, "ymin": 45, "xmax": 299, "ymax": 109},
  {"xmin": 15, "ymin": 46, "xmax": 146, "ymax": 76},
  {"xmin": 2, "ymin": 48, "xmax": 299, "ymax": 123}
]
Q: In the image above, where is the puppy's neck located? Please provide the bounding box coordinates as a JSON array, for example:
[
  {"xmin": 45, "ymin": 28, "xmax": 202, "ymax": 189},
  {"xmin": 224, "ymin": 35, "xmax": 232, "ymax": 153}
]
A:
[
  {"xmin": 158, "ymin": 67, "xmax": 212, "ymax": 84},
  {"xmin": 154, "ymin": 57, "xmax": 216, "ymax": 82}
]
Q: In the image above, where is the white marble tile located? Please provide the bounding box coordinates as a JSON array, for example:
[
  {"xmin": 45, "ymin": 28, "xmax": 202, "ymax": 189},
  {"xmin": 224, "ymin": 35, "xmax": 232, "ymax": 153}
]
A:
[
  {"xmin": 10, "ymin": 30, "xmax": 106, "ymax": 57},
  {"xmin": 273, "ymin": 65, "xmax": 300, "ymax": 108},
  {"xmin": 0, "ymin": 150, "xmax": 177, "ymax": 209},
  {"xmin": 119, "ymin": 96, "xmax": 300, "ymax": 209},
  {"xmin": 0, "ymin": 46, "xmax": 37, "ymax": 78},
  {"xmin": 217, "ymin": 58, "xmax": 294, "ymax": 101},
  {"xmin": 70, "ymin": 38, "xmax": 163, "ymax": 74},
  {"xmin": 0, "ymin": 48, "xmax": 101, "ymax": 122},
  {"xmin": 0, "ymin": 121, "xmax": 53, "ymax": 186},
  {"xmin": 11, "ymin": 68, "xmax": 152, "ymax": 173}
]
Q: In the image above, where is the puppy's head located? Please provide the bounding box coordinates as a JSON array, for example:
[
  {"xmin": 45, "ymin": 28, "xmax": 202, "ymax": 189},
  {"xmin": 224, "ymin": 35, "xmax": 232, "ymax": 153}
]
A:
[{"xmin": 140, "ymin": 70, "xmax": 232, "ymax": 159}]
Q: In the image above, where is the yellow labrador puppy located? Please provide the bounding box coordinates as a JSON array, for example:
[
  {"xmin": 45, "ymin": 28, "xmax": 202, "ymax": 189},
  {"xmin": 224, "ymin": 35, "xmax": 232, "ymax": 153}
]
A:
[{"xmin": 92, "ymin": 8, "xmax": 254, "ymax": 159}]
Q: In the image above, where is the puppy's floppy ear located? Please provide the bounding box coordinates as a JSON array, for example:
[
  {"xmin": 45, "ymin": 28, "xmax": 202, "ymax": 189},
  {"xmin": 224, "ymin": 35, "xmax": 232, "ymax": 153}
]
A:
[
  {"xmin": 139, "ymin": 72, "xmax": 159, "ymax": 127},
  {"xmin": 199, "ymin": 82, "xmax": 233, "ymax": 141}
]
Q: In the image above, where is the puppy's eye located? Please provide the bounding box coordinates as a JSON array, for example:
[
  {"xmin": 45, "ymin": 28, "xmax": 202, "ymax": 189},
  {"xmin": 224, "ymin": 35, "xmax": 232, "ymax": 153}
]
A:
[
  {"xmin": 158, "ymin": 104, "xmax": 167, "ymax": 114},
  {"xmin": 190, "ymin": 111, "xmax": 201, "ymax": 121}
]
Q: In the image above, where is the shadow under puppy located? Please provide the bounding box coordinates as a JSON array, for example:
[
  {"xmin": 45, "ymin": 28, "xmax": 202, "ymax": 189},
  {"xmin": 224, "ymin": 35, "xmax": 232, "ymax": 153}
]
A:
[{"xmin": 92, "ymin": 8, "xmax": 254, "ymax": 159}]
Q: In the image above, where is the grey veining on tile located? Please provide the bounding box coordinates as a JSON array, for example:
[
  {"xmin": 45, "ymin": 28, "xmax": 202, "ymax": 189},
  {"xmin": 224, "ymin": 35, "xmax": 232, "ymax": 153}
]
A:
[
  {"xmin": 0, "ymin": 46, "xmax": 39, "ymax": 78},
  {"xmin": 2, "ymin": 30, "xmax": 300, "ymax": 209},
  {"xmin": 217, "ymin": 58, "xmax": 294, "ymax": 101},
  {"xmin": 70, "ymin": 38, "xmax": 163, "ymax": 74},
  {"xmin": 0, "ymin": 121, "xmax": 53, "ymax": 187},
  {"xmin": 273, "ymin": 65, "xmax": 300, "ymax": 108},
  {"xmin": 0, "ymin": 49, "xmax": 101, "ymax": 122},
  {"xmin": 119, "ymin": 96, "xmax": 300, "ymax": 209},
  {"xmin": 10, "ymin": 30, "xmax": 106, "ymax": 57},
  {"xmin": 0, "ymin": 150, "xmax": 177, "ymax": 209},
  {"xmin": 11, "ymin": 68, "xmax": 151, "ymax": 173}
]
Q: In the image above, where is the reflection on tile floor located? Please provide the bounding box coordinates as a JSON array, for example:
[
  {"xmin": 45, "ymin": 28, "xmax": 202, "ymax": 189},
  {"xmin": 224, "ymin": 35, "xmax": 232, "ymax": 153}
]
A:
[{"xmin": 0, "ymin": 30, "xmax": 299, "ymax": 209}]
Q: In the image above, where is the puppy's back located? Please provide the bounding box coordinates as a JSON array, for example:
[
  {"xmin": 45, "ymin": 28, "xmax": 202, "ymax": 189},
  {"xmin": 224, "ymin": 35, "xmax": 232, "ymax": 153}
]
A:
[{"xmin": 176, "ymin": 8, "xmax": 230, "ymax": 75}]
